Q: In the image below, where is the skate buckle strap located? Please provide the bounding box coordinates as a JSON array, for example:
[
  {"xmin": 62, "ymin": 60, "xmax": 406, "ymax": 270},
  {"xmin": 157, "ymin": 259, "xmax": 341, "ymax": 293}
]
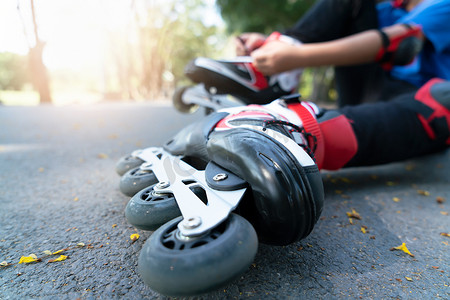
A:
[
  {"xmin": 287, "ymin": 103, "xmax": 324, "ymax": 169},
  {"xmin": 136, "ymin": 147, "xmax": 247, "ymax": 237}
]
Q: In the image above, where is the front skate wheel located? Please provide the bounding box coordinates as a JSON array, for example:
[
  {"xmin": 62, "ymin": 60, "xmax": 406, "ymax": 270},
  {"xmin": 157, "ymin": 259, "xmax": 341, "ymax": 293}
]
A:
[
  {"xmin": 115, "ymin": 154, "xmax": 144, "ymax": 176},
  {"xmin": 173, "ymin": 86, "xmax": 199, "ymax": 114},
  {"xmin": 120, "ymin": 167, "xmax": 158, "ymax": 197},
  {"xmin": 138, "ymin": 214, "xmax": 258, "ymax": 296},
  {"xmin": 125, "ymin": 184, "xmax": 181, "ymax": 231}
]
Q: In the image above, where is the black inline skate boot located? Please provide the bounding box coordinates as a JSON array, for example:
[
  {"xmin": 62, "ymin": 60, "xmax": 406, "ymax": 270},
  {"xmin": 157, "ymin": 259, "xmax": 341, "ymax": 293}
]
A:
[
  {"xmin": 117, "ymin": 97, "xmax": 325, "ymax": 296},
  {"xmin": 172, "ymin": 32, "xmax": 303, "ymax": 113}
]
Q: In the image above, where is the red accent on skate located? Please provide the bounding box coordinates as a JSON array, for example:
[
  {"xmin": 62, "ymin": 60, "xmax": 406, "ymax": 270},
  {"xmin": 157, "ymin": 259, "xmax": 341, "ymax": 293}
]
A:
[
  {"xmin": 319, "ymin": 115, "xmax": 358, "ymax": 171},
  {"xmin": 288, "ymin": 103, "xmax": 324, "ymax": 169},
  {"xmin": 415, "ymin": 78, "xmax": 450, "ymax": 145},
  {"xmin": 247, "ymin": 63, "xmax": 268, "ymax": 89},
  {"xmin": 264, "ymin": 32, "xmax": 282, "ymax": 44}
]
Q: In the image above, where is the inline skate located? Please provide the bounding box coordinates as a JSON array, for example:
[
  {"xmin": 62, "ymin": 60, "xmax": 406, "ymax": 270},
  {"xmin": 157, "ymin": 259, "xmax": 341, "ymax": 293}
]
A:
[
  {"xmin": 172, "ymin": 32, "xmax": 303, "ymax": 114},
  {"xmin": 116, "ymin": 96, "xmax": 325, "ymax": 296}
]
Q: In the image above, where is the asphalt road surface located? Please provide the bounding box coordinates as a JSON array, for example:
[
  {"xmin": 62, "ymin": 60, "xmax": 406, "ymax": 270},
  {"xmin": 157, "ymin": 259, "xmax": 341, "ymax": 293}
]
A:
[{"xmin": 1, "ymin": 102, "xmax": 449, "ymax": 299}]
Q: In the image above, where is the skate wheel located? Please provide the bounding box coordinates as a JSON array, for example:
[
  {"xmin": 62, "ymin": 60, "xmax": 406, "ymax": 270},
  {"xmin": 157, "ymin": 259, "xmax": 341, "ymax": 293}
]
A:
[
  {"xmin": 138, "ymin": 214, "xmax": 258, "ymax": 296},
  {"xmin": 115, "ymin": 154, "xmax": 144, "ymax": 176},
  {"xmin": 119, "ymin": 167, "xmax": 158, "ymax": 197},
  {"xmin": 173, "ymin": 86, "xmax": 199, "ymax": 114},
  {"xmin": 125, "ymin": 184, "xmax": 180, "ymax": 231}
]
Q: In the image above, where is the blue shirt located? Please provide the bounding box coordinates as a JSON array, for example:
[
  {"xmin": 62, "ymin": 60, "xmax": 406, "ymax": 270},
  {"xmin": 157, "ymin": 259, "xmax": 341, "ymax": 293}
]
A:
[{"xmin": 377, "ymin": 0, "xmax": 450, "ymax": 86}]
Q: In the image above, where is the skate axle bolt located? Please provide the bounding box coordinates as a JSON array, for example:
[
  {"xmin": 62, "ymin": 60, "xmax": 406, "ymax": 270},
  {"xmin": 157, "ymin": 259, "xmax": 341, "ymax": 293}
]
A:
[
  {"xmin": 156, "ymin": 181, "xmax": 170, "ymax": 189},
  {"xmin": 213, "ymin": 173, "xmax": 228, "ymax": 181},
  {"xmin": 182, "ymin": 217, "xmax": 202, "ymax": 229}
]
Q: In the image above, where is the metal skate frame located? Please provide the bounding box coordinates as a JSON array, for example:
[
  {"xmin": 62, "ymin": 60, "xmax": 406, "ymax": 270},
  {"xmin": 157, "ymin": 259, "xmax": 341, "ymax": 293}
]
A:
[
  {"xmin": 182, "ymin": 84, "xmax": 245, "ymax": 111},
  {"xmin": 132, "ymin": 147, "xmax": 247, "ymax": 237}
]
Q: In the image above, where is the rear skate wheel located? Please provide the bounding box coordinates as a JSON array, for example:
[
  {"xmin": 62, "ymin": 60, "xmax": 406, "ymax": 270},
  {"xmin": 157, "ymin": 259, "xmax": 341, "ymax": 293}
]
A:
[
  {"xmin": 173, "ymin": 86, "xmax": 199, "ymax": 114},
  {"xmin": 125, "ymin": 184, "xmax": 180, "ymax": 231},
  {"xmin": 115, "ymin": 154, "xmax": 144, "ymax": 176},
  {"xmin": 120, "ymin": 167, "xmax": 158, "ymax": 197},
  {"xmin": 138, "ymin": 214, "xmax": 258, "ymax": 296}
]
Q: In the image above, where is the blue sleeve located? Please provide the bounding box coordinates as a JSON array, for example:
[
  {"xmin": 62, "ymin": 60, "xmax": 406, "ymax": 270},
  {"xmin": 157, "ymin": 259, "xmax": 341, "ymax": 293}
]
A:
[
  {"xmin": 399, "ymin": 0, "xmax": 450, "ymax": 53},
  {"xmin": 376, "ymin": 1, "xmax": 408, "ymax": 28}
]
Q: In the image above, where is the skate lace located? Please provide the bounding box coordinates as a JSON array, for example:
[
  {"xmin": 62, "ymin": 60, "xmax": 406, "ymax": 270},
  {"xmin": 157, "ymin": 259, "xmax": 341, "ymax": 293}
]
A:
[{"xmin": 262, "ymin": 120, "xmax": 317, "ymax": 162}]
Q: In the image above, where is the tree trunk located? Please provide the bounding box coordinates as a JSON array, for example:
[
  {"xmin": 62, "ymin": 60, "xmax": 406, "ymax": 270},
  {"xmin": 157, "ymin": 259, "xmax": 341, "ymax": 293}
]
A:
[{"xmin": 29, "ymin": 0, "xmax": 52, "ymax": 103}]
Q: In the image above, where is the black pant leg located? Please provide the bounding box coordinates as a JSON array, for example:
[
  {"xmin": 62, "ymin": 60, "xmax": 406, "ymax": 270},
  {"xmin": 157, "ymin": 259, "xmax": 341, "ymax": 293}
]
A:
[{"xmin": 340, "ymin": 92, "xmax": 449, "ymax": 167}]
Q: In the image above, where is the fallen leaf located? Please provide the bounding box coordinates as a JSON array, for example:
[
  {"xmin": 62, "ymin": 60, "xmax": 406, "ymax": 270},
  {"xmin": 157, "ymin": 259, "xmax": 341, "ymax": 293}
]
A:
[
  {"xmin": 97, "ymin": 153, "xmax": 109, "ymax": 159},
  {"xmin": 48, "ymin": 255, "xmax": 68, "ymax": 263},
  {"xmin": 112, "ymin": 224, "xmax": 117, "ymax": 228},
  {"xmin": 432, "ymin": 266, "xmax": 439, "ymax": 269},
  {"xmin": 440, "ymin": 232, "xmax": 450, "ymax": 237},
  {"xmin": 386, "ymin": 181, "xmax": 397, "ymax": 186},
  {"xmin": 436, "ymin": 196, "xmax": 446, "ymax": 204},
  {"xmin": 440, "ymin": 211, "xmax": 449, "ymax": 216},
  {"xmin": 392, "ymin": 197, "xmax": 401, "ymax": 202},
  {"xmin": 390, "ymin": 243, "xmax": 415, "ymax": 257},
  {"xmin": 405, "ymin": 276, "xmax": 413, "ymax": 281},
  {"xmin": 405, "ymin": 164, "xmax": 414, "ymax": 171},
  {"xmin": 42, "ymin": 250, "xmax": 53, "ymax": 256},
  {"xmin": 53, "ymin": 248, "xmax": 69, "ymax": 255},
  {"xmin": 417, "ymin": 189, "xmax": 430, "ymax": 196},
  {"xmin": 395, "ymin": 278, "xmax": 402, "ymax": 282},
  {"xmin": 346, "ymin": 209, "xmax": 361, "ymax": 220},
  {"xmin": 340, "ymin": 177, "xmax": 351, "ymax": 183},
  {"xmin": 361, "ymin": 226, "xmax": 367, "ymax": 234},
  {"xmin": 0, "ymin": 261, "xmax": 10, "ymax": 267},
  {"xmin": 18, "ymin": 255, "xmax": 40, "ymax": 264},
  {"xmin": 130, "ymin": 233, "xmax": 140, "ymax": 242}
]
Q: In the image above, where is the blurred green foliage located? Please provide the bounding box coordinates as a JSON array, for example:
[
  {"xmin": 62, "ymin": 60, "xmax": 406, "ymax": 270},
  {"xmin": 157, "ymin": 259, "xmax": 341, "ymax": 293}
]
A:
[
  {"xmin": 216, "ymin": 0, "xmax": 315, "ymax": 33},
  {"xmin": 0, "ymin": 52, "xmax": 30, "ymax": 90}
]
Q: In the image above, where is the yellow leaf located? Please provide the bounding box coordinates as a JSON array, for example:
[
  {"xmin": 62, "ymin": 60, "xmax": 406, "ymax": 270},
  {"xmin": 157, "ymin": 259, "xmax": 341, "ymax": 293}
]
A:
[
  {"xmin": 42, "ymin": 250, "xmax": 52, "ymax": 256},
  {"xmin": 97, "ymin": 153, "xmax": 108, "ymax": 159},
  {"xmin": 340, "ymin": 177, "xmax": 351, "ymax": 183},
  {"xmin": 53, "ymin": 248, "xmax": 67, "ymax": 255},
  {"xmin": 392, "ymin": 197, "xmax": 400, "ymax": 202},
  {"xmin": 0, "ymin": 261, "xmax": 9, "ymax": 267},
  {"xmin": 405, "ymin": 276, "xmax": 413, "ymax": 281},
  {"xmin": 77, "ymin": 242, "xmax": 85, "ymax": 247},
  {"xmin": 361, "ymin": 227, "xmax": 367, "ymax": 234},
  {"xmin": 440, "ymin": 232, "xmax": 450, "ymax": 237},
  {"xmin": 440, "ymin": 211, "xmax": 449, "ymax": 216},
  {"xmin": 417, "ymin": 189, "xmax": 430, "ymax": 196},
  {"xmin": 48, "ymin": 255, "xmax": 68, "ymax": 263},
  {"xmin": 130, "ymin": 233, "xmax": 140, "ymax": 242},
  {"xmin": 29, "ymin": 254, "xmax": 38, "ymax": 260},
  {"xmin": 390, "ymin": 243, "xmax": 415, "ymax": 257},
  {"xmin": 112, "ymin": 224, "xmax": 117, "ymax": 228},
  {"xmin": 19, "ymin": 256, "xmax": 39, "ymax": 264},
  {"xmin": 73, "ymin": 197, "xmax": 79, "ymax": 202},
  {"xmin": 346, "ymin": 209, "xmax": 361, "ymax": 220}
]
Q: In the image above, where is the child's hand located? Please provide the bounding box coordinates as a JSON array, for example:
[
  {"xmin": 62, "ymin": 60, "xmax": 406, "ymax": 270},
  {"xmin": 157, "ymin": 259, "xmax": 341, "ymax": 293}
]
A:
[
  {"xmin": 235, "ymin": 33, "xmax": 266, "ymax": 56},
  {"xmin": 251, "ymin": 41, "xmax": 300, "ymax": 75}
]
